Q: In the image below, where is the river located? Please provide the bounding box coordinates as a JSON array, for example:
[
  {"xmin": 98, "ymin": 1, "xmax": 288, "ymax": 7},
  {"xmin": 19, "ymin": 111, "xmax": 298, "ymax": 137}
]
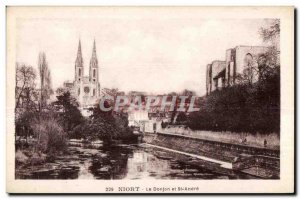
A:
[{"xmin": 16, "ymin": 143, "xmax": 256, "ymax": 180}]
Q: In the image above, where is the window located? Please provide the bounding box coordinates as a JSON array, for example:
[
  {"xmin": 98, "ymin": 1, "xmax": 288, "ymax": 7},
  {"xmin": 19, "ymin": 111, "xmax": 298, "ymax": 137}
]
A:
[
  {"xmin": 79, "ymin": 68, "xmax": 81, "ymax": 76},
  {"xmin": 93, "ymin": 89, "xmax": 95, "ymax": 96},
  {"xmin": 244, "ymin": 53, "xmax": 253, "ymax": 68},
  {"xmin": 93, "ymin": 69, "xmax": 96, "ymax": 78},
  {"xmin": 244, "ymin": 53, "xmax": 254, "ymax": 83},
  {"xmin": 84, "ymin": 87, "xmax": 90, "ymax": 94},
  {"xmin": 153, "ymin": 123, "xmax": 157, "ymax": 132},
  {"xmin": 78, "ymin": 88, "xmax": 80, "ymax": 96}
]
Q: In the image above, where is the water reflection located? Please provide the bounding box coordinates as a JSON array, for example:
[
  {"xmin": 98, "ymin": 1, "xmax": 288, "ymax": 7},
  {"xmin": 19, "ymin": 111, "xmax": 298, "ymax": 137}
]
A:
[{"xmin": 16, "ymin": 143, "xmax": 254, "ymax": 180}]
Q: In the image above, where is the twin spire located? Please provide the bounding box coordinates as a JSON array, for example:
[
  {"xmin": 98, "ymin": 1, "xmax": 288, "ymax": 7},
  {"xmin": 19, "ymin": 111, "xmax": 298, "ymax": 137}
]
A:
[
  {"xmin": 75, "ymin": 39, "xmax": 83, "ymax": 67},
  {"xmin": 90, "ymin": 39, "xmax": 98, "ymax": 67},
  {"xmin": 75, "ymin": 39, "xmax": 98, "ymax": 68}
]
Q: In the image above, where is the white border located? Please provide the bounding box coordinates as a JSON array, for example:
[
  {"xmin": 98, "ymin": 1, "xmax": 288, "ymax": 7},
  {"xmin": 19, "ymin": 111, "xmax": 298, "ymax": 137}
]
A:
[{"xmin": 0, "ymin": 1, "xmax": 297, "ymax": 198}]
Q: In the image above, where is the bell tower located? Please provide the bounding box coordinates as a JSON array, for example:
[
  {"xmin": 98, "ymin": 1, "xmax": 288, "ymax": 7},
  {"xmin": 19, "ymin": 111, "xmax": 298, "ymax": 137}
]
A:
[{"xmin": 75, "ymin": 39, "xmax": 84, "ymax": 82}]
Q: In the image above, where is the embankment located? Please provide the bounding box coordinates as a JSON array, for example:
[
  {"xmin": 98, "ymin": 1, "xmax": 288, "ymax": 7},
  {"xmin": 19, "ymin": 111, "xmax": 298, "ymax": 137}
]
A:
[{"xmin": 143, "ymin": 132, "xmax": 279, "ymax": 178}]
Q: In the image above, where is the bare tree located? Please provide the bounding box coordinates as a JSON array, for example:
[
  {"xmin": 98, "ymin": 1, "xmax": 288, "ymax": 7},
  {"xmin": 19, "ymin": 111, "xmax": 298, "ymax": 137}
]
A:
[
  {"xmin": 258, "ymin": 19, "xmax": 280, "ymax": 80},
  {"xmin": 15, "ymin": 63, "xmax": 37, "ymax": 110},
  {"xmin": 259, "ymin": 19, "xmax": 280, "ymax": 50},
  {"xmin": 38, "ymin": 52, "xmax": 53, "ymax": 111}
]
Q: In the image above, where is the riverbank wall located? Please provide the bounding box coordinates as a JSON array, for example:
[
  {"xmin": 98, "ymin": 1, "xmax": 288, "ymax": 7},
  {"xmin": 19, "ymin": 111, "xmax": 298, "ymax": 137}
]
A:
[{"xmin": 143, "ymin": 132, "xmax": 279, "ymax": 178}]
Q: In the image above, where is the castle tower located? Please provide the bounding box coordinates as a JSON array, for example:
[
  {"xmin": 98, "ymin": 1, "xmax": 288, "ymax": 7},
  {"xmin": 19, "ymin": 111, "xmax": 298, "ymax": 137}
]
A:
[
  {"xmin": 89, "ymin": 39, "xmax": 100, "ymax": 97},
  {"xmin": 75, "ymin": 39, "xmax": 84, "ymax": 82}
]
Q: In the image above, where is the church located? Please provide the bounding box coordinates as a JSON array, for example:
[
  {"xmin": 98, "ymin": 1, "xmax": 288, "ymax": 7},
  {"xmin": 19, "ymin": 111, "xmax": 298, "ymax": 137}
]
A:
[{"xmin": 63, "ymin": 39, "xmax": 101, "ymax": 111}]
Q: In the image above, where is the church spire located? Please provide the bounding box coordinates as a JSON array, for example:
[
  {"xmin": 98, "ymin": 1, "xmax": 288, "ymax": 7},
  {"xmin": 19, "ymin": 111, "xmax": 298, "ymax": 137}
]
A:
[
  {"xmin": 76, "ymin": 39, "xmax": 83, "ymax": 62},
  {"xmin": 90, "ymin": 39, "xmax": 98, "ymax": 68},
  {"xmin": 91, "ymin": 39, "xmax": 97, "ymax": 61},
  {"xmin": 75, "ymin": 39, "xmax": 84, "ymax": 82},
  {"xmin": 93, "ymin": 38, "xmax": 96, "ymax": 51},
  {"xmin": 89, "ymin": 39, "xmax": 99, "ymax": 83}
]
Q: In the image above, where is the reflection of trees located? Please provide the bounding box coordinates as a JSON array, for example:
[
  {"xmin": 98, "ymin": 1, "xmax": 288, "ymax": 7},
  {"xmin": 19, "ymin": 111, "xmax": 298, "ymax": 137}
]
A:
[
  {"xmin": 126, "ymin": 151, "xmax": 148, "ymax": 177},
  {"xmin": 89, "ymin": 147, "xmax": 130, "ymax": 179}
]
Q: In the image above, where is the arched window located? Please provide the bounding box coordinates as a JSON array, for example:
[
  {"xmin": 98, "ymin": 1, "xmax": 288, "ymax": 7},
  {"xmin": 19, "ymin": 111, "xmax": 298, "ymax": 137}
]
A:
[
  {"xmin": 244, "ymin": 53, "xmax": 253, "ymax": 68},
  {"xmin": 79, "ymin": 68, "xmax": 81, "ymax": 76},
  {"xmin": 93, "ymin": 69, "xmax": 96, "ymax": 78},
  {"xmin": 243, "ymin": 53, "xmax": 256, "ymax": 84},
  {"xmin": 93, "ymin": 89, "xmax": 96, "ymax": 96},
  {"xmin": 78, "ymin": 88, "xmax": 80, "ymax": 96}
]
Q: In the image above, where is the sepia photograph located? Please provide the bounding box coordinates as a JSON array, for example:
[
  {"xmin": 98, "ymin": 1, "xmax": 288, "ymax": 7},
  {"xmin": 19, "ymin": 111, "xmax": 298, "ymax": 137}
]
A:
[{"xmin": 6, "ymin": 6, "xmax": 294, "ymax": 194}]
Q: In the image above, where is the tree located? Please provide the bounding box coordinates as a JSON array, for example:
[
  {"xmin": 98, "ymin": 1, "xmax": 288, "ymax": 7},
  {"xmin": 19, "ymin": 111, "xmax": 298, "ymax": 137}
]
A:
[
  {"xmin": 258, "ymin": 19, "xmax": 280, "ymax": 80},
  {"xmin": 38, "ymin": 52, "xmax": 53, "ymax": 111},
  {"xmin": 52, "ymin": 91, "xmax": 83, "ymax": 133},
  {"xmin": 259, "ymin": 19, "xmax": 280, "ymax": 50},
  {"xmin": 161, "ymin": 120, "xmax": 168, "ymax": 128},
  {"xmin": 176, "ymin": 112, "xmax": 187, "ymax": 124},
  {"xmin": 77, "ymin": 104, "xmax": 136, "ymax": 144},
  {"xmin": 15, "ymin": 63, "xmax": 37, "ymax": 110}
]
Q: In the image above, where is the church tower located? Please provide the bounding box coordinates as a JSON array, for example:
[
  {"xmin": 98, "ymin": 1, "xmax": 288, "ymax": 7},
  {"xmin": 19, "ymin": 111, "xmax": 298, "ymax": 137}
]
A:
[
  {"xmin": 89, "ymin": 39, "xmax": 100, "ymax": 97},
  {"xmin": 75, "ymin": 39, "xmax": 84, "ymax": 82},
  {"xmin": 72, "ymin": 39, "xmax": 100, "ymax": 110}
]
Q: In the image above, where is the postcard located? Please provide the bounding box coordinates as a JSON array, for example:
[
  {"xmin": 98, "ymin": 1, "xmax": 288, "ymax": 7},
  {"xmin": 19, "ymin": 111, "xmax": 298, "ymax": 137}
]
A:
[{"xmin": 6, "ymin": 6, "xmax": 294, "ymax": 194}]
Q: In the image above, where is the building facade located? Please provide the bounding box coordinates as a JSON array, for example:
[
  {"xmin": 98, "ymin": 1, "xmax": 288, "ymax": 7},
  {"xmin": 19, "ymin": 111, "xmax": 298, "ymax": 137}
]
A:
[{"xmin": 63, "ymin": 39, "xmax": 101, "ymax": 111}]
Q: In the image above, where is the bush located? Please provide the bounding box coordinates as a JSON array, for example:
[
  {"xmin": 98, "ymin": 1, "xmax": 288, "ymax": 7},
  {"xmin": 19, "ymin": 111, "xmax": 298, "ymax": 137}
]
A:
[
  {"xmin": 30, "ymin": 114, "xmax": 67, "ymax": 154},
  {"xmin": 15, "ymin": 150, "xmax": 28, "ymax": 165}
]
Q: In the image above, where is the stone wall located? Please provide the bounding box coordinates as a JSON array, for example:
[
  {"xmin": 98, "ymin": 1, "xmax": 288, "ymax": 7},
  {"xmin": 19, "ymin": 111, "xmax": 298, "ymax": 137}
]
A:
[{"xmin": 144, "ymin": 132, "xmax": 279, "ymax": 163}]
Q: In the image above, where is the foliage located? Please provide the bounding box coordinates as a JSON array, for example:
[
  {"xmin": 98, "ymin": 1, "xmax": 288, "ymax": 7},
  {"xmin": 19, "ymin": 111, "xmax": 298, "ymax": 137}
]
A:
[
  {"xmin": 161, "ymin": 121, "xmax": 168, "ymax": 129},
  {"xmin": 169, "ymin": 89, "xmax": 196, "ymax": 124},
  {"xmin": 15, "ymin": 110, "xmax": 37, "ymax": 139},
  {"xmin": 52, "ymin": 91, "xmax": 84, "ymax": 134},
  {"xmin": 30, "ymin": 113, "xmax": 67, "ymax": 154},
  {"xmin": 15, "ymin": 150, "xmax": 29, "ymax": 165},
  {"xmin": 73, "ymin": 105, "xmax": 137, "ymax": 143},
  {"xmin": 187, "ymin": 71, "xmax": 280, "ymax": 134},
  {"xmin": 259, "ymin": 19, "xmax": 280, "ymax": 44},
  {"xmin": 176, "ymin": 112, "xmax": 187, "ymax": 124}
]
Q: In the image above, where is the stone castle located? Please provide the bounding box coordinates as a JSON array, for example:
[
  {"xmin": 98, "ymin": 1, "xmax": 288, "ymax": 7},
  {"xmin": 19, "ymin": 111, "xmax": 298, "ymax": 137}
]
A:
[{"xmin": 206, "ymin": 45, "xmax": 270, "ymax": 95}]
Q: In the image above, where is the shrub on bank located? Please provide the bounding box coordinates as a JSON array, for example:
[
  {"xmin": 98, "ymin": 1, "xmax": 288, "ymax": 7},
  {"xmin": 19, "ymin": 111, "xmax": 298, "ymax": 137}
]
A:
[
  {"xmin": 30, "ymin": 114, "xmax": 67, "ymax": 154},
  {"xmin": 15, "ymin": 150, "xmax": 28, "ymax": 165}
]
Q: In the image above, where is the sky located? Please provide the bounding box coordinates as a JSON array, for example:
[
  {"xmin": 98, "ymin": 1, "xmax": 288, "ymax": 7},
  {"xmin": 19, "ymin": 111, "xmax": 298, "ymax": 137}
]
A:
[{"xmin": 15, "ymin": 9, "xmax": 274, "ymax": 96}]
